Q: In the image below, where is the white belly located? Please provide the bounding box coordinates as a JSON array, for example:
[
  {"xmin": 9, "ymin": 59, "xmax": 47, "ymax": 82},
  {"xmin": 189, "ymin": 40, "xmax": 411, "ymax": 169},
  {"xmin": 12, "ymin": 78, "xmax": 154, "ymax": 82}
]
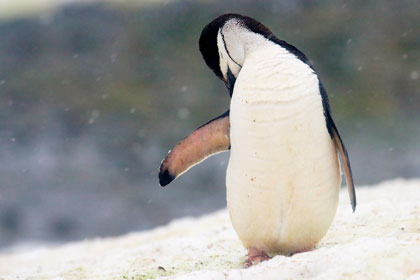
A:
[{"xmin": 226, "ymin": 67, "xmax": 341, "ymax": 255}]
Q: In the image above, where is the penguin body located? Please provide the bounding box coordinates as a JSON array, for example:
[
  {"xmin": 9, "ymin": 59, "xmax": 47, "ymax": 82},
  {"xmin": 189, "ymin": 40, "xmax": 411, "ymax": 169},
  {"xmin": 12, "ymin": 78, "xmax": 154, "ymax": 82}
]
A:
[
  {"xmin": 159, "ymin": 14, "xmax": 355, "ymax": 265},
  {"xmin": 227, "ymin": 40, "xmax": 340, "ymax": 254}
]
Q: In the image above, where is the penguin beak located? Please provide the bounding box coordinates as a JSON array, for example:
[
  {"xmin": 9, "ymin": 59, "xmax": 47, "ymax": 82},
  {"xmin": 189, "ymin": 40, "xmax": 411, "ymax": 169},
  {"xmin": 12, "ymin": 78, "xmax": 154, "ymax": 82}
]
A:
[{"xmin": 225, "ymin": 67, "xmax": 236, "ymax": 97}]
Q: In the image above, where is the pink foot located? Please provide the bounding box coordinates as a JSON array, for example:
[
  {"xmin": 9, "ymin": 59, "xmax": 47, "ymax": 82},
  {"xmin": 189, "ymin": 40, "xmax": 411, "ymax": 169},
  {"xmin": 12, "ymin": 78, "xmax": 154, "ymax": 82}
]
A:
[{"xmin": 243, "ymin": 247, "xmax": 270, "ymax": 268}]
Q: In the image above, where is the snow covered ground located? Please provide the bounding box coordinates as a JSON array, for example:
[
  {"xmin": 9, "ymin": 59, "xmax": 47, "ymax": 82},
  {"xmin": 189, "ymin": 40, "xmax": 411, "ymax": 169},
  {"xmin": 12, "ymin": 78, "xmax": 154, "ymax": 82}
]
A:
[{"xmin": 0, "ymin": 179, "xmax": 419, "ymax": 279}]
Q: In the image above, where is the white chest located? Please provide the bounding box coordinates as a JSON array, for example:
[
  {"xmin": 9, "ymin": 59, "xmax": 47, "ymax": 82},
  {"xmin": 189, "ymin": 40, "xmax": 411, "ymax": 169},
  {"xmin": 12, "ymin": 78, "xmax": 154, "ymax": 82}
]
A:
[{"xmin": 226, "ymin": 47, "xmax": 341, "ymax": 254}]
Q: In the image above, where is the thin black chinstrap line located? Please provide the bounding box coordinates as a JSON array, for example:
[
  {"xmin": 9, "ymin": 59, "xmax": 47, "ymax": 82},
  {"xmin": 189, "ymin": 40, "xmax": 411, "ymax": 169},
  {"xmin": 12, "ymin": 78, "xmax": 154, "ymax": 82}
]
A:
[{"xmin": 220, "ymin": 30, "xmax": 242, "ymax": 68}]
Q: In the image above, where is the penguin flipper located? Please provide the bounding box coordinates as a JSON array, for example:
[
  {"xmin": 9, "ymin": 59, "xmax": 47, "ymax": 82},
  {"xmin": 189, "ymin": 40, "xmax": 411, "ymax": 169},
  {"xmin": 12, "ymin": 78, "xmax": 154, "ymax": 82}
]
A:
[
  {"xmin": 158, "ymin": 110, "xmax": 230, "ymax": 186},
  {"xmin": 329, "ymin": 114, "xmax": 356, "ymax": 212}
]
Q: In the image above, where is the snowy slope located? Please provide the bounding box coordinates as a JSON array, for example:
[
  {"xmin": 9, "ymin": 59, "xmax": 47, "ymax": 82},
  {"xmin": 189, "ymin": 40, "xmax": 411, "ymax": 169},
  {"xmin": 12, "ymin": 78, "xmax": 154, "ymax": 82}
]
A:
[{"xmin": 0, "ymin": 179, "xmax": 419, "ymax": 279}]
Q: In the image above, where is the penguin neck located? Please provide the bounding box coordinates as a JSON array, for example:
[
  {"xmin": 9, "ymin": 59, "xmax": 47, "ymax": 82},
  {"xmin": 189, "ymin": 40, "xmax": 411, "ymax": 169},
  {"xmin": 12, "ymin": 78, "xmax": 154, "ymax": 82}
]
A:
[
  {"xmin": 240, "ymin": 31, "xmax": 272, "ymax": 57},
  {"xmin": 237, "ymin": 43, "xmax": 319, "ymax": 102},
  {"xmin": 238, "ymin": 32, "xmax": 314, "ymax": 78}
]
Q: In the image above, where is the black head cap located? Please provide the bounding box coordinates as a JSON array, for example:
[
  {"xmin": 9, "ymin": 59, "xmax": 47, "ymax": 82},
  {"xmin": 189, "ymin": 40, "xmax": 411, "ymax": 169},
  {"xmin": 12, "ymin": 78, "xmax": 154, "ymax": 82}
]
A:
[
  {"xmin": 199, "ymin": 14, "xmax": 233, "ymax": 80},
  {"xmin": 199, "ymin": 13, "xmax": 276, "ymax": 80}
]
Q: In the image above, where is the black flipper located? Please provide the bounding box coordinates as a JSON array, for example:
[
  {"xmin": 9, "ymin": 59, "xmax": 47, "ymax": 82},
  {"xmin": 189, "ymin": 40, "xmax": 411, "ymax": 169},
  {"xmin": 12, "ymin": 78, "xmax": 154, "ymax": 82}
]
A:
[
  {"xmin": 327, "ymin": 110, "xmax": 356, "ymax": 212},
  {"xmin": 158, "ymin": 110, "xmax": 230, "ymax": 186}
]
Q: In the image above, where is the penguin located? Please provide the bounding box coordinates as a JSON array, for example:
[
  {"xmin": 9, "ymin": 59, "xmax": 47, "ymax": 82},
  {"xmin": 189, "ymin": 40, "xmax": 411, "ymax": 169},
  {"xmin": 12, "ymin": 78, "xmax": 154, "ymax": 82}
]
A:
[{"xmin": 158, "ymin": 14, "xmax": 356, "ymax": 268}]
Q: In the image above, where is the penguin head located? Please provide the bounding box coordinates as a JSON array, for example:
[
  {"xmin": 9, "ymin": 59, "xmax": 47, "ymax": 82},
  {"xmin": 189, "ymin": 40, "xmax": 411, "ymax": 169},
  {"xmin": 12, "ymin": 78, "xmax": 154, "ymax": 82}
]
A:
[
  {"xmin": 199, "ymin": 14, "xmax": 311, "ymax": 94},
  {"xmin": 199, "ymin": 14, "xmax": 277, "ymax": 93}
]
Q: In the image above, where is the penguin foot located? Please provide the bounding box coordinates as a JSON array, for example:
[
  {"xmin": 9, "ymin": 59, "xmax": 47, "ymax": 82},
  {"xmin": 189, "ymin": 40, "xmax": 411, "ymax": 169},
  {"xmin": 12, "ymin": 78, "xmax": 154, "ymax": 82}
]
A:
[{"xmin": 243, "ymin": 247, "xmax": 270, "ymax": 268}]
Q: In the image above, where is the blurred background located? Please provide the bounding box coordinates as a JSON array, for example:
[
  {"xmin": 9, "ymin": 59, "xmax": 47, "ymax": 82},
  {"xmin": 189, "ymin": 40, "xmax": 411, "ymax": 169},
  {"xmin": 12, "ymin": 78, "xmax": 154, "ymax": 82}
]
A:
[{"xmin": 0, "ymin": 0, "xmax": 419, "ymax": 249}]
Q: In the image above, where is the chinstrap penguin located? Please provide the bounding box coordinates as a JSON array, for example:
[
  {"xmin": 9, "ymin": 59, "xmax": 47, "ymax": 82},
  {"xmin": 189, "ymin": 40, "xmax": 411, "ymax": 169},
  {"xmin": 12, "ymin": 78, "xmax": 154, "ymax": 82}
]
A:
[{"xmin": 158, "ymin": 13, "xmax": 356, "ymax": 268}]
